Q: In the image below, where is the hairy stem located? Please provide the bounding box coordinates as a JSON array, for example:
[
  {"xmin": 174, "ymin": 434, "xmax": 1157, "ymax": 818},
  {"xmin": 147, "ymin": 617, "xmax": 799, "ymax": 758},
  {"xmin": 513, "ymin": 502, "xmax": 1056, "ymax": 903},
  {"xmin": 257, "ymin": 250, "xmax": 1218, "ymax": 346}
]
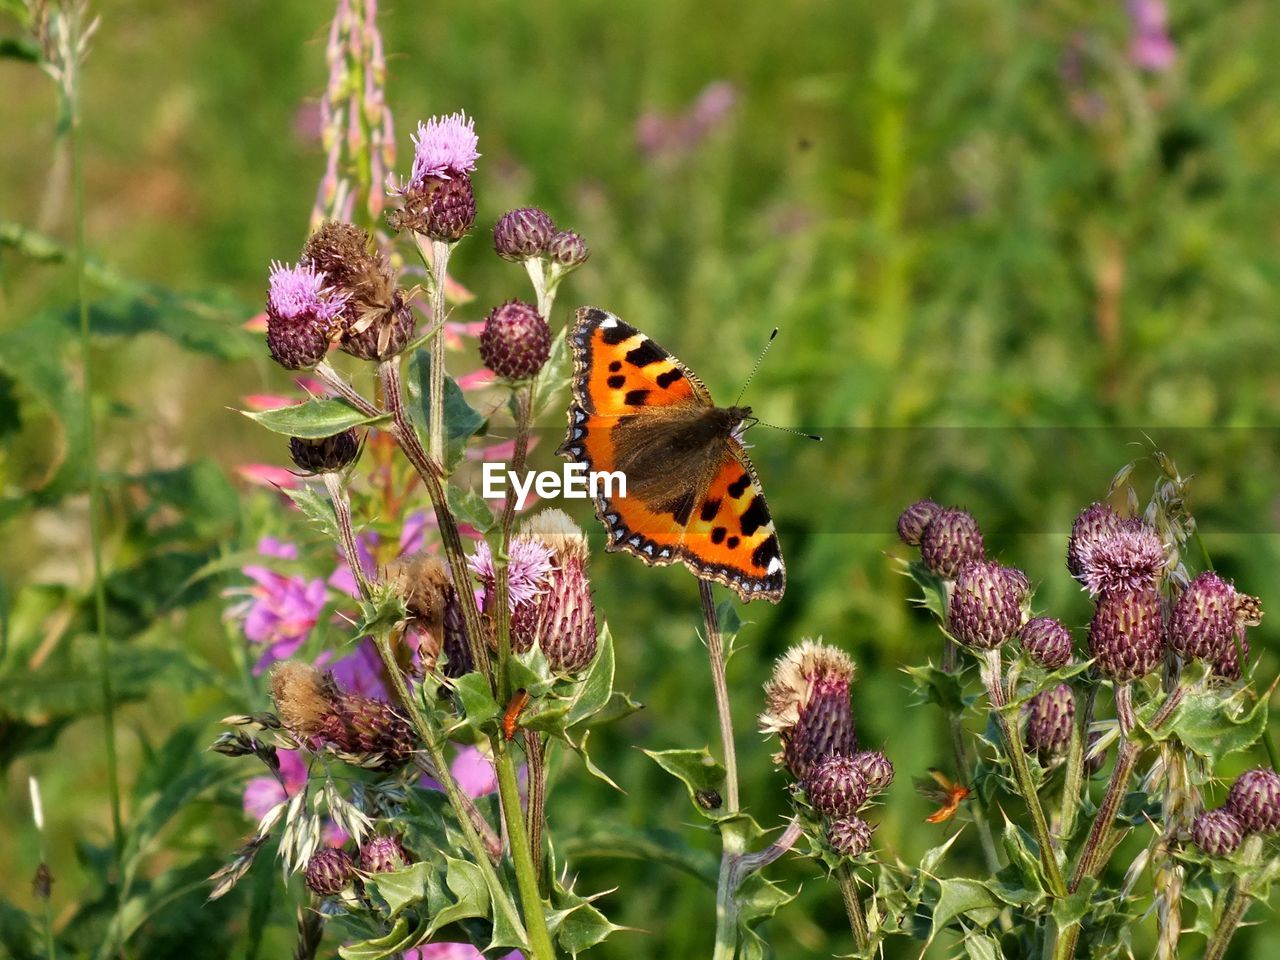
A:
[
  {"xmin": 836, "ymin": 865, "xmax": 870, "ymax": 956},
  {"xmin": 378, "ymin": 359, "xmax": 492, "ymax": 682},
  {"xmin": 1059, "ymin": 680, "xmax": 1096, "ymax": 841},
  {"xmin": 323, "ymin": 472, "xmax": 373, "ymax": 601},
  {"xmin": 420, "ymin": 237, "xmax": 452, "ymax": 466},
  {"xmin": 1204, "ymin": 834, "xmax": 1261, "ymax": 960},
  {"xmin": 493, "ymin": 743, "xmax": 558, "ymax": 960},
  {"xmin": 941, "ymin": 633, "xmax": 1002, "ymax": 875},
  {"xmin": 525, "ymin": 731, "xmax": 549, "ymax": 892},
  {"xmin": 981, "ymin": 648, "xmax": 1068, "ymax": 897}
]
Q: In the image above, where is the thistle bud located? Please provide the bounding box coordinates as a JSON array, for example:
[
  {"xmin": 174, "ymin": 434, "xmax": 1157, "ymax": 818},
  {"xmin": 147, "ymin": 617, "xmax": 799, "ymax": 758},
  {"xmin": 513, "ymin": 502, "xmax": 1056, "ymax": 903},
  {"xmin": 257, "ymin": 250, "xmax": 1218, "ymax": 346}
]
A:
[
  {"xmin": 1067, "ymin": 502, "xmax": 1123, "ymax": 578},
  {"xmin": 897, "ymin": 499, "xmax": 941, "ymax": 547},
  {"xmin": 304, "ymin": 848, "xmax": 356, "ymax": 895},
  {"xmin": 826, "ymin": 816, "xmax": 874, "ymax": 858},
  {"xmin": 479, "ymin": 300, "xmax": 552, "ymax": 380},
  {"xmin": 547, "ymin": 230, "xmax": 589, "ymax": 268},
  {"xmin": 1168, "ymin": 572, "xmax": 1236, "ymax": 662},
  {"xmin": 1020, "ymin": 617, "xmax": 1073, "ymax": 670},
  {"xmin": 1024, "ymin": 684, "xmax": 1075, "ymax": 757},
  {"xmin": 1191, "ymin": 809, "xmax": 1245, "ymax": 857},
  {"xmin": 948, "ymin": 560, "xmax": 1027, "ymax": 649},
  {"xmin": 390, "ymin": 112, "xmax": 480, "ymax": 243},
  {"xmin": 289, "ymin": 430, "xmax": 361, "ymax": 474},
  {"xmin": 493, "ymin": 208, "xmax": 555, "ymax": 261},
  {"xmin": 850, "ymin": 749, "xmax": 895, "ymax": 795},
  {"xmin": 1088, "ymin": 587, "xmax": 1165, "ymax": 682},
  {"xmin": 1213, "ymin": 593, "xmax": 1263, "ymax": 681},
  {"xmin": 1225, "ymin": 768, "xmax": 1280, "ymax": 833},
  {"xmin": 265, "ymin": 261, "xmax": 348, "ymax": 370},
  {"xmin": 359, "ymin": 836, "xmax": 410, "ymax": 874},
  {"xmin": 760, "ymin": 640, "xmax": 857, "ymax": 780},
  {"xmin": 1075, "ymin": 518, "xmax": 1166, "ymax": 597},
  {"xmin": 919, "ymin": 508, "xmax": 985, "ymax": 578},
  {"xmin": 804, "ymin": 755, "xmax": 870, "ymax": 818},
  {"xmin": 523, "ymin": 510, "xmax": 598, "ymax": 674}
]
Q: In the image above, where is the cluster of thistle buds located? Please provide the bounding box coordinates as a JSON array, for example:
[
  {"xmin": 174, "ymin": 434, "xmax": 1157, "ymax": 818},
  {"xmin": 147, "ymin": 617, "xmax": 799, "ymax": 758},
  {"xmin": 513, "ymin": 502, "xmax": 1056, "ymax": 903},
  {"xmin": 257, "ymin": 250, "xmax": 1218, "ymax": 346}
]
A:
[
  {"xmin": 303, "ymin": 834, "xmax": 413, "ymax": 897},
  {"xmin": 759, "ymin": 640, "xmax": 894, "ymax": 858},
  {"xmin": 269, "ymin": 661, "xmax": 417, "ymax": 769},
  {"xmin": 1191, "ymin": 767, "xmax": 1280, "ymax": 857}
]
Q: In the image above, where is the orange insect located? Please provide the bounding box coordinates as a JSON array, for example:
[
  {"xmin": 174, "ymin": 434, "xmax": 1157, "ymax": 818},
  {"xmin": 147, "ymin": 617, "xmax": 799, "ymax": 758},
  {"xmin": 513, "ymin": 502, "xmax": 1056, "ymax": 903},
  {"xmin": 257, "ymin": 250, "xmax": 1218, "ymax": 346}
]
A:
[
  {"xmin": 915, "ymin": 768, "xmax": 970, "ymax": 824},
  {"xmin": 501, "ymin": 689, "xmax": 531, "ymax": 741}
]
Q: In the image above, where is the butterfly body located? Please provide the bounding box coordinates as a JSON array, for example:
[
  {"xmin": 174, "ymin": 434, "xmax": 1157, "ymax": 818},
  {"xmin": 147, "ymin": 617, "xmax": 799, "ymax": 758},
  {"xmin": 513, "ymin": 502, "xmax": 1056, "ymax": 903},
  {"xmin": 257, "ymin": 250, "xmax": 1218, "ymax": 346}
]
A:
[
  {"xmin": 915, "ymin": 768, "xmax": 970, "ymax": 823},
  {"xmin": 559, "ymin": 307, "xmax": 784, "ymax": 603}
]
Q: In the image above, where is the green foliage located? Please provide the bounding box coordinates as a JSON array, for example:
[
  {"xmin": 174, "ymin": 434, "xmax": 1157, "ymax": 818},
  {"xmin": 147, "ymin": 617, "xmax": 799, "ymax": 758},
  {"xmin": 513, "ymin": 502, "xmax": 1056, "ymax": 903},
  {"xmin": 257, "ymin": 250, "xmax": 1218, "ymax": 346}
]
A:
[
  {"xmin": 406, "ymin": 349, "xmax": 487, "ymax": 468},
  {"xmin": 243, "ymin": 398, "xmax": 390, "ymax": 438}
]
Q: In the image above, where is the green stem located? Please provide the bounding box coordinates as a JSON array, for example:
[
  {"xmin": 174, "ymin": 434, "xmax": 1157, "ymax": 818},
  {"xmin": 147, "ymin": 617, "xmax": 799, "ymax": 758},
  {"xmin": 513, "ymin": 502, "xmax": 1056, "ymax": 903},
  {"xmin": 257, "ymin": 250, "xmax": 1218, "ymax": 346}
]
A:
[
  {"xmin": 1204, "ymin": 834, "xmax": 1261, "ymax": 960},
  {"xmin": 323, "ymin": 473, "xmax": 372, "ymax": 601},
  {"xmin": 836, "ymin": 865, "xmax": 870, "ymax": 956},
  {"xmin": 371, "ymin": 633, "xmax": 529, "ymax": 945},
  {"xmin": 525, "ymin": 731, "xmax": 549, "ymax": 892},
  {"xmin": 67, "ymin": 28, "xmax": 123, "ymax": 870},
  {"xmin": 941, "ymin": 632, "xmax": 1003, "ymax": 875},
  {"xmin": 416, "ymin": 236, "xmax": 452, "ymax": 466},
  {"xmin": 493, "ymin": 744, "xmax": 558, "ymax": 960},
  {"xmin": 981, "ymin": 649, "xmax": 1068, "ymax": 897},
  {"xmin": 1059, "ymin": 681, "xmax": 1096, "ymax": 841}
]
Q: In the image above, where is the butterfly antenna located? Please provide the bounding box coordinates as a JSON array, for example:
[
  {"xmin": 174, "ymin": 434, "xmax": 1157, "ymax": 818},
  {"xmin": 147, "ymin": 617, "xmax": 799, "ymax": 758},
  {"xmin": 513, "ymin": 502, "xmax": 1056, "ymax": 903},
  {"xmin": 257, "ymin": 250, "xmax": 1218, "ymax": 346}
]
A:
[
  {"xmin": 750, "ymin": 419, "xmax": 823, "ymax": 442},
  {"xmin": 734, "ymin": 328, "xmax": 778, "ymax": 406}
]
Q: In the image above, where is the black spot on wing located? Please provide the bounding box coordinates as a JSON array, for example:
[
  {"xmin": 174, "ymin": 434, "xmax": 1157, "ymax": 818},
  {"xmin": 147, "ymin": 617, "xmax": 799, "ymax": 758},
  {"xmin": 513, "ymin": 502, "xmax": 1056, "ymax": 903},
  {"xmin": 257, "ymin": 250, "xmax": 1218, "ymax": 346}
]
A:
[
  {"xmin": 625, "ymin": 340, "xmax": 666, "ymax": 367},
  {"xmin": 751, "ymin": 534, "xmax": 780, "ymax": 569},
  {"xmin": 600, "ymin": 320, "xmax": 633, "ymax": 345},
  {"xmin": 726, "ymin": 535, "xmax": 740, "ymax": 550},
  {"xmin": 727, "ymin": 473, "xmax": 752, "ymax": 499},
  {"xmin": 711, "ymin": 526, "xmax": 727, "ymax": 544},
  {"xmin": 624, "ymin": 389, "xmax": 650, "ymax": 406},
  {"xmin": 739, "ymin": 496, "xmax": 770, "ymax": 536},
  {"xmin": 608, "ymin": 360, "xmax": 622, "ymax": 372},
  {"xmin": 655, "ymin": 368, "xmax": 683, "ymax": 389},
  {"xmin": 699, "ymin": 498, "xmax": 721, "ymax": 522},
  {"xmin": 607, "ymin": 374, "xmax": 626, "ymax": 389}
]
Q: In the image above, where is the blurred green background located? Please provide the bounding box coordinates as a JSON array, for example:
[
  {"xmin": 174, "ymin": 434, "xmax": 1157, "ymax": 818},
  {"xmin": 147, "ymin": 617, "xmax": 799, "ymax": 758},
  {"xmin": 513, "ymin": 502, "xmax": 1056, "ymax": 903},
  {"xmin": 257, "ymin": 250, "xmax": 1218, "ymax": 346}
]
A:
[{"xmin": 3, "ymin": 0, "xmax": 1280, "ymax": 957}]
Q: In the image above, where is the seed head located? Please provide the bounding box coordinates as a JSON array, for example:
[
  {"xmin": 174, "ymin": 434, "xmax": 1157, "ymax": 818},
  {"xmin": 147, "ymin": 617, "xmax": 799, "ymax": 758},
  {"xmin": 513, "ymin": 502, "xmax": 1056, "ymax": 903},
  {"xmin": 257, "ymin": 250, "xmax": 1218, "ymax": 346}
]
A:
[
  {"xmin": 479, "ymin": 300, "xmax": 552, "ymax": 380},
  {"xmin": 270, "ymin": 661, "xmax": 340, "ymax": 739},
  {"xmin": 322, "ymin": 693, "xmax": 418, "ymax": 769},
  {"xmin": 850, "ymin": 750, "xmax": 895, "ymax": 795},
  {"xmin": 359, "ymin": 836, "xmax": 410, "ymax": 874},
  {"xmin": 1168, "ymin": 572, "xmax": 1236, "ymax": 662},
  {"xmin": 386, "ymin": 551, "xmax": 452, "ymax": 641},
  {"xmin": 547, "ymin": 230, "xmax": 589, "ymax": 268},
  {"xmin": 760, "ymin": 639, "xmax": 857, "ymax": 779},
  {"xmin": 304, "ymin": 848, "xmax": 356, "ymax": 895},
  {"xmin": 1020, "ymin": 617, "xmax": 1073, "ymax": 670},
  {"xmin": 341, "ymin": 295, "xmax": 417, "ymax": 362},
  {"xmin": 493, "ymin": 208, "xmax": 555, "ymax": 261},
  {"xmin": 1024, "ymin": 684, "xmax": 1075, "ymax": 757},
  {"xmin": 1088, "ymin": 587, "xmax": 1165, "ymax": 682},
  {"xmin": 1075, "ymin": 518, "xmax": 1166, "ymax": 596},
  {"xmin": 1067, "ymin": 502, "xmax": 1124, "ymax": 578},
  {"xmin": 440, "ymin": 589, "xmax": 473, "ymax": 679},
  {"xmin": 919, "ymin": 508, "xmax": 985, "ymax": 578},
  {"xmin": 288, "ymin": 430, "xmax": 361, "ymax": 474},
  {"xmin": 804, "ymin": 755, "xmax": 870, "ymax": 818},
  {"xmin": 897, "ymin": 499, "xmax": 941, "ymax": 547},
  {"xmin": 826, "ymin": 816, "xmax": 874, "ymax": 858},
  {"xmin": 1226, "ymin": 768, "xmax": 1280, "ymax": 833},
  {"xmin": 948, "ymin": 560, "xmax": 1028, "ymax": 649},
  {"xmin": 1191, "ymin": 808, "xmax": 1245, "ymax": 857}
]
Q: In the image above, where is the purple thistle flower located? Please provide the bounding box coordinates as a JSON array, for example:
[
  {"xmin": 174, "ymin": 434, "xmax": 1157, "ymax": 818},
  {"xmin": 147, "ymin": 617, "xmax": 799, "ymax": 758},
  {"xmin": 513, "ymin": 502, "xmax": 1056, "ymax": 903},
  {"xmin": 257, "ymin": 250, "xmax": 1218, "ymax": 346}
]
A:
[
  {"xmin": 1067, "ymin": 502, "xmax": 1124, "ymax": 578},
  {"xmin": 468, "ymin": 537, "xmax": 555, "ymax": 608},
  {"xmin": 1128, "ymin": 0, "xmax": 1177, "ymax": 73},
  {"xmin": 227, "ymin": 540, "xmax": 329, "ymax": 673},
  {"xmin": 404, "ymin": 946, "xmax": 522, "ymax": 960},
  {"xmin": 267, "ymin": 261, "xmax": 349, "ymax": 322},
  {"xmin": 405, "ymin": 111, "xmax": 479, "ymax": 187},
  {"xmin": 1076, "ymin": 519, "xmax": 1166, "ymax": 597}
]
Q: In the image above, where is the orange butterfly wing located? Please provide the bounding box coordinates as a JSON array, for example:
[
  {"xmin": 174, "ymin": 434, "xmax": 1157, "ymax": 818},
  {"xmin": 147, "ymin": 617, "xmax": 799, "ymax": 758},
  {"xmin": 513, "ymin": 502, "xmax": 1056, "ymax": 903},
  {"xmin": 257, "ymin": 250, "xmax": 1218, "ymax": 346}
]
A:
[{"xmin": 558, "ymin": 307, "xmax": 785, "ymax": 603}]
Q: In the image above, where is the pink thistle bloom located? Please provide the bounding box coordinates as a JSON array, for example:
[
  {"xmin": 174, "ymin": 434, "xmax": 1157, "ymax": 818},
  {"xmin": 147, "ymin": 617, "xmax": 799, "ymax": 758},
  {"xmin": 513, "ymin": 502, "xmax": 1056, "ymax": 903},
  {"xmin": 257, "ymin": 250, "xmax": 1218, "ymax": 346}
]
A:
[
  {"xmin": 267, "ymin": 260, "xmax": 350, "ymax": 322},
  {"xmin": 236, "ymin": 464, "xmax": 301, "ymax": 489},
  {"xmin": 402, "ymin": 111, "xmax": 479, "ymax": 189},
  {"xmin": 1128, "ymin": 0, "xmax": 1177, "ymax": 72},
  {"xmin": 468, "ymin": 537, "xmax": 554, "ymax": 608},
  {"xmin": 404, "ymin": 946, "xmax": 521, "ymax": 960},
  {"xmin": 1077, "ymin": 520, "xmax": 1166, "ymax": 596}
]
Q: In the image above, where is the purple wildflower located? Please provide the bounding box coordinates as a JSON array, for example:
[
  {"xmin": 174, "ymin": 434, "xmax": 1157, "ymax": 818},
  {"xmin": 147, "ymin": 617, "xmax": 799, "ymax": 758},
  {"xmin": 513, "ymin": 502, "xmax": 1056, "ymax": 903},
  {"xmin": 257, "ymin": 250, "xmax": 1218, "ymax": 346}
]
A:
[
  {"xmin": 405, "ymin": 111, "xmax": 479, "ymax": 188},
  {"xmin": 468, "ymin": 537, "xmax": 555, "ymax": 608},
  {"xmin": 419, "ymin": 745, "xmax": 501, "ymax": 799},
  {"xmin": 404, "ymin": 946, "xmax": 522, "ymax": 960},
  {"xmin": 267, "ymin": 261, "xmax": 348, "ymax": 322},
  {"xmin": 227, "ymin": 539, "xmax": 328, "ymax": 673},
  {"xmin": 1076, "ymin": 519, "xmax": 1166, "ymax": 596},
  {"xmin": 1128, "ymin": 0, "xmax": 1176, "ymax": 72}
]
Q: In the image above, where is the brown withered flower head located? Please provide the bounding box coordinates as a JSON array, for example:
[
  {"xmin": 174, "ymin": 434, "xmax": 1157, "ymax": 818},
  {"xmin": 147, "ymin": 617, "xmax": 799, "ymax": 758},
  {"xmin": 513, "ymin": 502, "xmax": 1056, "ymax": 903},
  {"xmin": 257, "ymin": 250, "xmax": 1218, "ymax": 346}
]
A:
[
  {"xmin": 522, "ymin": 509, "xmax": 598, "ymax": 674},
  {"xmin": 760, "ymin": 639, "xmax": 857, "ymax": 780},
  {"xmin": 302, "ymin": 221, "xmax": 414, "ymax": 362},
  {"xmin": 386, "ymin": 551, "xmax": 453, "ymax": 653}
]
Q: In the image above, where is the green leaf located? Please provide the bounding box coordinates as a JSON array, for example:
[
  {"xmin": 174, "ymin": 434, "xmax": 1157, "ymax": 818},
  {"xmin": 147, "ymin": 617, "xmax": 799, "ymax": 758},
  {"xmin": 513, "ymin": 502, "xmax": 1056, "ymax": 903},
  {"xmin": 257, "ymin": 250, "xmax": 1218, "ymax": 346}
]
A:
[
  {"xmin": 425, "ymin": 856, "xmax": 490, "ymax": 936},
  {"xmin": 365, "ymin": 861, "xmax": 434, "ymax": 917},
  {"xmin": 568, "ymin": 729, "xmax": 624, "ymax": 792},
  {"xmin": 904, "ymin": 663, "xmax": 968, "ymax": 714},
  {"xmin": 338, "ymin": 917, "xmax": 422, "ymax": 960},
  {"xmin": 0, "ymin": 37, "xmax": 40, "ymax": 62},
  {"xmin": 405, "ymin": 349, "xmax": 486, "ymax": 467},
  {"xmin": 929, "ymin": 878, "xmax": 1001, "ymax": 937},
  {"xmin": 567, "ymin": 625, "xmax": 615, "ymax": 727},
  {"xmin": 643, "ymin": 747, "xmax": 726, "ymax": 817},
  {"xmin": 452, "ymin": 673, "xmax": 501, "ymax": 730},
  {"xmin": 715, "ymin": 599, "xmax": 743, "ymax": 638},
  {"xmin": 1051, "ymin": 877, "xmax": 1098, "ymax": 927},
  {"xmin": 281, "ymin": 484, "xmax": 340, "ymax": 541},
  {"xmin": 1169, "ymin": 690, "xmax": 1269, "ymax": 762},
  {"xmin": 242, "ymin": 398, "xmax": 390, "ymax": 439},
  {"xmin": 736, "ymin": 872, "xmax": 797, "ymax": 960},
  {"xmin": 965, "ymin": 932, "xmax": 1004, "ymax": 960},
  {"xmin": 562, "ymin": 827, "xmax": 718, "ymax": 886},
  {"xmin": 531, "ymin": 326, "xmax": 571, "ymax": 417},
  {"xmin": 446, "ymin": 483, "xmax": 495, "ymax": 533}
]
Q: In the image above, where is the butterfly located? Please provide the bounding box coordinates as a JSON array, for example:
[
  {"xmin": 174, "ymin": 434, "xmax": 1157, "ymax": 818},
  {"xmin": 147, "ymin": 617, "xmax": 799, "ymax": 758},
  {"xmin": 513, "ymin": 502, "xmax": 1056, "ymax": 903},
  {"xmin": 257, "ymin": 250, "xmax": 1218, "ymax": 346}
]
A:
[
  {"xmin": 914, "ymin": 768, "xmax": 971, "ymax": 824},
  {"xmin": 557, "ymin": 306, "xmax": 785, "ymax": 603}
]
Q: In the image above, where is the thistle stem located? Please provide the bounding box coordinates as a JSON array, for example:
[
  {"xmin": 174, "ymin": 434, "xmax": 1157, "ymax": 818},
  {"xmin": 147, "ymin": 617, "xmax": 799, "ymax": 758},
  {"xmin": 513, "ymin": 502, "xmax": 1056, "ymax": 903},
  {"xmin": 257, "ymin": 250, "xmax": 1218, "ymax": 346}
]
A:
[
  {"xmin": 416, "ymin": 236, "xmax": 452, "ymax": 466},
  {"xmin": 1058, "ymin": 681, "xmax": 1096, "ymax": 841},
  {"xmin": 836, "ymin": 864, "xmax": 870, "ymax": 956},
  {"xmin": 525, "ymin": 731, "xmax": 549, "ymax": 891},
  {"xmin": 941, "ymin": 635, "xmax": 1002, "ymax": 875},
  {"xmin": 493, "ymin": 743, "xmax": 558, "ymax": 960},
  {"xmin": 377, "ymin": 359, "xmax": 492, "ymax": 683},
  {"xmin": 981, "ymin": 648, "xmax": 1068, "ymax": 897},
  {"xmin": 323, "ymin": 472, "xmax": 372, "ymax": 602},
  {"xmin": 1204, "ymin": 834, "xmax": 1261, "ymax": 960},
  {"xmin": 492, "ymin": 386, "xmax": 534, "ymax": 702}
]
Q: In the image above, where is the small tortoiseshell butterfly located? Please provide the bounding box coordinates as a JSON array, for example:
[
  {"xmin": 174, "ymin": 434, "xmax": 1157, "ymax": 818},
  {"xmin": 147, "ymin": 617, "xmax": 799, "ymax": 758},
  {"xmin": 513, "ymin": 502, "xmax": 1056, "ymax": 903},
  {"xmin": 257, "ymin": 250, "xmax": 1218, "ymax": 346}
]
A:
[{"xmin": 558, "ymin": 306, "xmax": 785, "ymax": 603}]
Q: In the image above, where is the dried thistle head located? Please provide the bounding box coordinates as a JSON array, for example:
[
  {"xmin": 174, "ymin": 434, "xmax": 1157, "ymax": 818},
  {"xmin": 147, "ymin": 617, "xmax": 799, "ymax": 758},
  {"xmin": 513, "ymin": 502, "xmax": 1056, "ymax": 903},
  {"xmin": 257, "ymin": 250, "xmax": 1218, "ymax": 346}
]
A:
[
  {"xmin": 521, "ymin": 508, "xmax": 590, "ymax": 565},
  {"xmin": 270, "ymin": 661, "xmax": 339, "ymax": 739},
  {"xmin": 760, "ymin": 639, "xmax": 857, "ymax": 779},
  {"xmin": 386, "ymin": 551, "xmax": 452, "ymax": 638}
]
